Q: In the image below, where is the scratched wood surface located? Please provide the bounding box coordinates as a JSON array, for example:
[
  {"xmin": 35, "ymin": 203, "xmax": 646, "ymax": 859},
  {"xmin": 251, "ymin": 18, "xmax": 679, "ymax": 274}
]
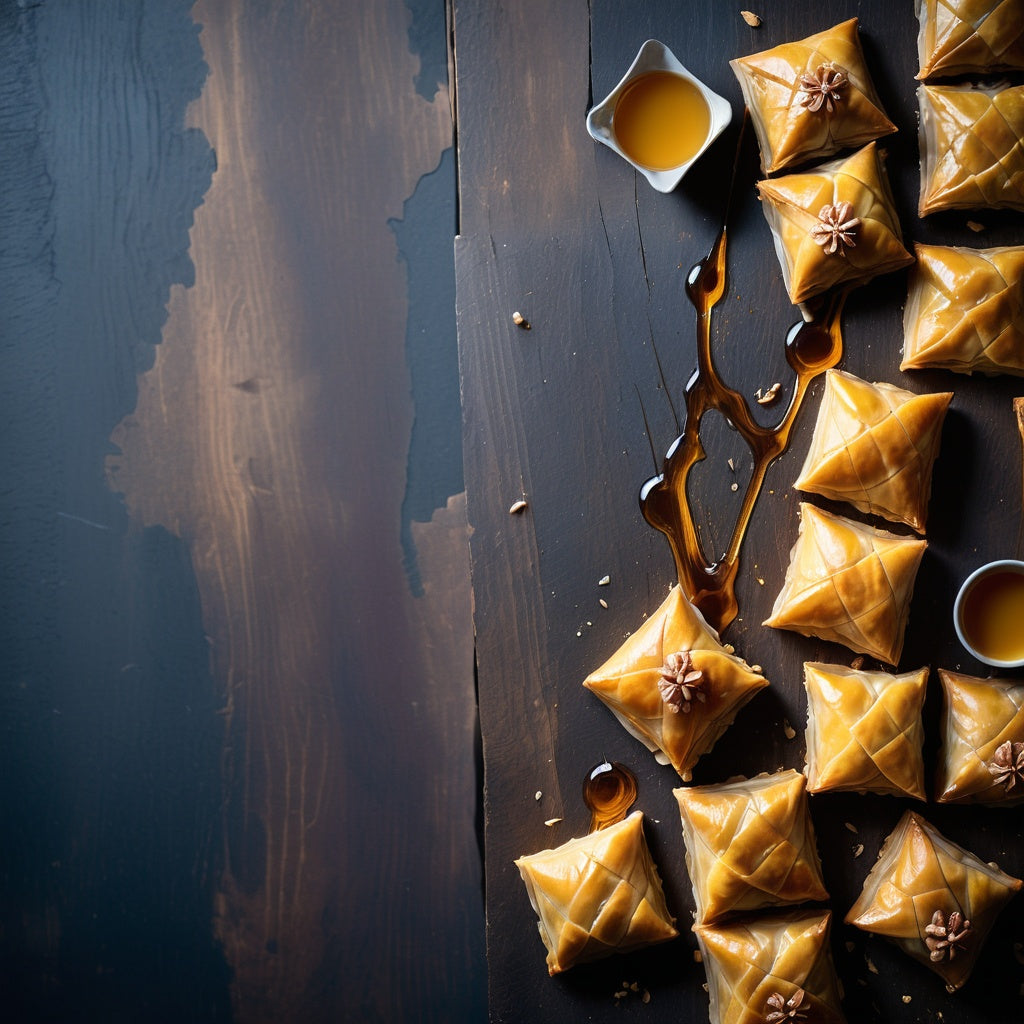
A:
[
  {"xmin": 454, "ymin": 1, "xmax": 1024, "ymax": 1021},
  {"xmin": 1, "ymin": 1, "xmax": 482, "ymax": 1021}
]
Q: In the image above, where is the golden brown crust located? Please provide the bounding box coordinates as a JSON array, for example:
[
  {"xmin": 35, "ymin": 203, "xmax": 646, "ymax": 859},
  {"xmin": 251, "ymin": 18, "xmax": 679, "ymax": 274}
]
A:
[
  {"xmin": 764, "ymin": 503, "xmax": 927, "ymax": 665},
  {"xmin": 731, "ymin": 18, "xmax": 896, "ymax": 173},
  {"xmin": 583, "ymin": 586, "xmax": 769, "ymax": 780},
  {"xmin": 674, "ymin": 770, "xmax": 828, "ymax": 924},
  {"xmin": 695, "ymin": 910, "xmax": 846, "ymax": 1024},
  {"xmin": 902, "ymin": 243, "xmax": 1024, "ymax": 376},
  {"xmin": 845, "ymin": 810, "xmax": 1022, "ymax": 990},
  {"xmin": 758, "ymin": 142, "xmax": 912, "ymax": 305},
  {"xmin": 515, "ymin": 811, "xmax": 678, "ymax": 975},
  {"xmin": 917, "ymin": 0, "xmax": 1024, "ymax": 79},
  {"xmin": 794, "ymin": 370, "xmax": 952, "ymax": 532},
  {"xmin": 918, "ymin": 84, "xmax": 1024, "ymax": 215},
  {"xmin": 803, "ymin": 662, "xmax": 928, "ymax": 798},
  {"xmin": 935, "ymin": 669, "xmax": 1024, "ymax": 805}
]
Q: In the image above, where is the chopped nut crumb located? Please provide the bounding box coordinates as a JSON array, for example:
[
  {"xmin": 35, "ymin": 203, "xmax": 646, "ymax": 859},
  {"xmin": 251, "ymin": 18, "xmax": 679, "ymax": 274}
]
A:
[
  {"xmin": 850, "ymin": 656, "xmax": 865, "ymax": 670},
  {"xmin": 727, "ymin": 457, "xmax": 735, "ymax": 471},
  {"xmin": 629, "ymin": 982, "xmax": 639, "ymax": 992},
  {"xmin": 730, "ymin": 482, "xmax": 739, "ymax": 492},
  {"xmin": 599, "ymin": 598, "xmax": 608, "ymax": 609},
  {"xmin": 509, "ymin": 499, "xmax": 528, "ymax": 514},
  {"xmin": 967, "ymin": 220, "xmax": 985, "ymax": 232},
  {"xmin": 641, "ymin": 990, "xmax": 651, "ymax": 1004},
  {"xmin": 853, "ymin": 844, "xmax": 864, "ymax": 858},
  {"xmin": 534, "ymin": 791, "xmax": 542, "ymax": 801},
  {"xmin": 614, "ymin": 989, "xmax": 628, "ymax": 1000},
  {"xmin": 693, "ymin": 949, "xmax": 703, "ymax": 963},
  {"xmin": 902, "ymin": 995, "xmax": 912, "ymax": 1004},
  {"xmin": 866, "ymin": 957, "xmax": 879, "ymax": 975},
  {"xmin": 845, "ymin": 821, "xmax": 858, "ymax": 833},
  {"xmin": 598, "ymin": 575, "xmax": 611, "ymax": 586},
  {"xmin": 783, "ymin": 720, "xmax": 796, "ymax": 740},
  {"xmin": 512, "ymin": 311, "xmax": 530, "ymax": 329},
  {"xmin": 740, "ymin": 9, "xmax": 761, "ymax": 26},
  {"xmin": 757, "ymin": 577, "xmax": 765, "ymax": 586},
  {"xmin": 756, "ymin": 382, "xmax": 781, "ymax": 405},
  {"xmin": 544, "ymin": 818, "xmax": 562, "ymax": 827}
]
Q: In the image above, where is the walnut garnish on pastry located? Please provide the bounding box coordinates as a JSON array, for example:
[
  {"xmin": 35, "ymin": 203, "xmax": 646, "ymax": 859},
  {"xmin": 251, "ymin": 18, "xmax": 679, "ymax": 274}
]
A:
[
  {"xmin": 515, "ymin": 811, "xmax": 678, "ymax": 976},
  {"xmin": 584, "ymin": 586, "xmax": 768, "ymax": 781},
  {"xmin": 845, "ymin": 811, "xmax": 1022, "ymax": 991},
  {"xmin": 731, "ymin": 18, "xmax": 896, "ymax": 173},
  {"xmin": 902, "ymin": 243, "xmax": 1024, "ymax": 377},
  {"xmin": 695, "ymin": 910, "xmax": 846, "ymax": 1024},
  {"xmin": 935, "ymin": 670, "xmax": 1024, "ymax": 806},
  {"xmin": 757, "ymin": 142, "xmax": 912, "ymax": 305}
]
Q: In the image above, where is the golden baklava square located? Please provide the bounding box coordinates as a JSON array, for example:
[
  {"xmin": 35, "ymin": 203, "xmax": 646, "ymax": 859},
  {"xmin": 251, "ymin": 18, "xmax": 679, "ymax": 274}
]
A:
[
  {"xmin": 918, "ymin": 83, "xmax": 1024, "ymax": 215},
  {"xmin": 917, "ymin": 0, "xmax": 1024, "ymax": 79},
  {"xmin": 902, "ymin": 243, "xmax": 1024, "ymax": 376},
  {"xmin": 695, "ymin": 910, "xmax": 847, "ymax": 1024},
  {"xmin": 674, "ymin": 769, "xmax": 828, "ymax": 925},
  {"xmin": 583, "ymin": 586, "xmax": 769, "ymax": 782},
  {"xmin": 794, "ymin": 369, "xmax": 952, "ymax": 532},
  {"xmin": 764, "ymin": 503, "xmax": 927, "ymax": 665},
  {"xmin": 935, "ymin": 669, "xmax": 1024, "ymax": 806},
  {"xmin": 758, "ymin": 142, "xmax": 913, "ymax": 305},
  {"xmin": 731, "ymin": 17, "xmax": 896, "ymax": 173},
  {"xmin": 515, "ymin": 811, "xmax": 678, "ymax": 975},
  {"xmin": 803, "ymin": 662, "xmax": 928, "ymax": 799},
  {"xmin": 846, "ymin": 810, "xmax": 1022, "ymax": 991}
]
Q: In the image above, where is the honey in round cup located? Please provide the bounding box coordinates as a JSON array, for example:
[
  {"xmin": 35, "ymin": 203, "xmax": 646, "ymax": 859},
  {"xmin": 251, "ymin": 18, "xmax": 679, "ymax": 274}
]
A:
[{"xmin": 954, "ymin": 560, "xmax": 1024, "ymax": 667}]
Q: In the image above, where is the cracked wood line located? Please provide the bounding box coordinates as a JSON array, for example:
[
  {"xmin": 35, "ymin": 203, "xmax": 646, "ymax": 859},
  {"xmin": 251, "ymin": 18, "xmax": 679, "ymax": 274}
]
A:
[{"xmin": 106, "ymin": 0, "xmax": 453, "ymax": 1018}]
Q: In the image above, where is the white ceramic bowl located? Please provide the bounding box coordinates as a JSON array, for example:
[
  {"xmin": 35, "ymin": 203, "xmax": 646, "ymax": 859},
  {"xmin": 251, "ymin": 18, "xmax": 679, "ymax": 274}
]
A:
[
  {"xmin": 953, "ymin": 559, "xmax": 1024, "ymax": 668},
  {"xmin": 586, "ymin": 39, "xmax": 732, "ymax": 193}
]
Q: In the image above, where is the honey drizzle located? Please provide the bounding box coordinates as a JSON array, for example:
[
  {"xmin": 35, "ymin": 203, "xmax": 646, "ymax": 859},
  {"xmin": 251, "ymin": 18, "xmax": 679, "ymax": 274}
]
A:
[
  {"xmin": 640, "ymin": 225, "xmax": 846, "ymax": 634},
  {"xmin": 583, "ymin": 760, "xmax": 638, "ymax": 832}
]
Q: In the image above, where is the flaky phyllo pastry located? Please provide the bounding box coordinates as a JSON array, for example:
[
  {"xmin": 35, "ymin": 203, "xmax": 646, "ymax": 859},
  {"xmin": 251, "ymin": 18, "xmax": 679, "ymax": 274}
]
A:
[
  {"xmin": 803, "ymin": 662, "xmax": 928, "ymax": 799},
  {"xmin": 764, "ymin": 504, "xmax": 926, "ymax": 664},
  {"xmin": 845, "ymin": 811, "xmax": 1022, "ymax": 991},
  {"xmin": 794, "ymin": 369, "xmax": 952, "ymax": 532},
  {"xmin": 694, "ymin": 910, "xmax": 847, "ymax": 1024},
  {"xmin": 514, "ymin": 811, "xmax": 678, "ymax": 975},
  {"xmin": 758, "ymin": 142, "xmax": 913, "ymax": 305},
  {"xmin": 902, "ymin": 243, "xmax": 1024, "ymax": 376},
  {"xmin": 730, "ymin": 17, "xmax": 896, "ymax": 173},
  {"xmin": 917, "ymin": 0, "xmax": 1024, "ymax": 79},
  {"xmin": 918, "ymin": 83, "xmax": 1024, "ymax": 215},
  {"xmin": 674, "ymin": 770, "xmax": 828, "ymax": 924},
  {"xmin": 935, "ymin": 669, "xmax": 1024, "ymax": 806},
  {"xmin": 583, "ymin": 586, "xmax": 768, "ymax": 781}
]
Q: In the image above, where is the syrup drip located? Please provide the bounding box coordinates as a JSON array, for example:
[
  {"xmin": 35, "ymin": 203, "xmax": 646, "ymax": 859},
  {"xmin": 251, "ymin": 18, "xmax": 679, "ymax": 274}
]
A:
[
  {"xmin": 583, "ymin": 760, "xmax": 638, "ymax": 832},
  {"xmin": 640, "ymin": 223, "xmax": 846, "ymax": 634}
]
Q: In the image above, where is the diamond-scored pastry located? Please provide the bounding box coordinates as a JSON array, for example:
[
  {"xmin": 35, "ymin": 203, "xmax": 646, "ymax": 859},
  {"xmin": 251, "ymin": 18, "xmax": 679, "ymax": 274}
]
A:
[
  {"xmin": 583, "ymin": 586, "xmax": 769, "ymax": 781},
  {"xmin": 764, "ymin": 503, "xmax": 927, "ymax": 665},
  {"xmin": 758, "ymin": 142, "xmax": 913, "ymax": 305},
  {"xmin": 803, "ymin": 662, "xmax": 928, "ymax": 799},
  {"xmin": 695, "ymin": 909, "xmax": 847, "ymax": 1024},
  {"xmin": 917, "ymin": 0, "xmax": 1024, "ymax": 79},
  {"xmin": 845, "ymin": 810, "xmax": 1022, "ymax": 991},
  {"xmin": 918, "ymin": 83, "xmax": 1024, "ymax": 215},
  {"xmin": 936, "ymin": 669, "xmax": 1024, "ymax": 806},
  {"xmin": 794, "ymin": 369, "xmax": 952, "ymax": 532},
  {"xmin": 674, "ymin": 770, "xmax": 828, "ymax": 924},
  {"xmin": 731, "ymin": 17, "xmax": 896, "ymax": 173},
  {"xmin": 902, "ymin": 243, "xmax": 1024, "ymax": 377},
  {"xmin": 515, "ymin": 811, "xmax": 678, "ymax": 976}
]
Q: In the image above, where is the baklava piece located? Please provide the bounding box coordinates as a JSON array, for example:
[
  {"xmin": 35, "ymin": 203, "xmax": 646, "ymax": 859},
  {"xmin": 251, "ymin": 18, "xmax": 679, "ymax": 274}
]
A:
[
  {"xmin": 695, "ymin": 910, "xmax": 847, "ymax": 1024},
  {"xmin": 794, "ymin": 369, "xmax": 952, "ymax": 532},
  {"xmin": 803, "ymin": 662, "xmax": 928, "ymax": 799},
  {"xmin": 917, "ymin": 0, "xmax": 1024, "ymax": 79},
  {"xmin": 935, "ymin": 668, "xmax": 1024, "ymax": 806},
  {"xmin": 758, "ymin": 142, "xmax": 913, "ymax": 305},
  {"xmin": 583, "ymin": 586, "xmax": 768, "ymax": 781},
  {"xmin": 919, "ymin": 83, "xmax": 1024, "ymax": 215},
  {"xmin": 845, "ymin": 810, "xmax": 1022, "ymax": 991},
  {"xmin": 730, "ymin": 17, "xmax": 896, "ymax": 173},
  {"xmin": 514, "ymin": 811, "xmax": 678, "ymax": 975},
  {"xmin": 674, "ymin": 769, "xmax": 828, "ymax": 924},
  {"xmin": 764, "ymin": 503, "xmax": 927, "ymax": 665},
  {"xmin": 902, "ymin": 243, "xmax": 1024, "ymax": 377}
]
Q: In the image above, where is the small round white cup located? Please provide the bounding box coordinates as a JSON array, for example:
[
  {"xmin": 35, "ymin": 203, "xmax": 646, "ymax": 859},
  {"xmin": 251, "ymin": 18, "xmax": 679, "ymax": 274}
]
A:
[
  {"xmin": 953, "ymin": 559, "xmax": 1024, "ymax": 668},
  {"xmin": 586, "ymin": 39, "xmax": 732, "ymax": 193}
]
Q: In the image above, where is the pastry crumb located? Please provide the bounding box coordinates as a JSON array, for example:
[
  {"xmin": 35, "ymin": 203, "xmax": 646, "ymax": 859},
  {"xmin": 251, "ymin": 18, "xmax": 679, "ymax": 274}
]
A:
[
  {"xmin": 866, "ymin": 956, "xmax": 878, "ymax": 975},
  {"xmin": 598, "ymin": 574, "xmax": 611, "ymax": 586},
  {"xmin": 693, "ymin": 949, "xmax": 703, "ymax": 963},
  {"xmin": 845, "ymin": 821, "xmax": 858, "ymax": 833},
  {"xmin": 534, "ymin": 790, "xmax": 542, "ymax": 801},
  {"xmin": 508, "ymin": 499, "xmax": 528, "ymax": 514},
  {"xmin": 966, "ymin": 220, "xmax": 985, "ymax": 232},
  {"xmin": 727, "ymin": 457, "xmax": 735, "ymax": 471},
  {"xmin": 853, "ymin": 843, "xmax": 864, "ymax": 858},
  {"xmin": 642, "ymin": 989, "xmax": 651, "ymax": 1004},
  {"xmin": 740, "ymin": 10, "xmax": 761, "ymax": 27},
  {"xmin": 755, "ymin": 382, "xmax": 781, "ymax": 404},
  {"xmin": 850, "ymin": 655, "xmax": 865, "ymax": 670},
  {"xmin": 902, "ymin": 995, "xmax": 912, "ymax": 1004},
  {"xmin": 783, "ymin": 719, "xmax": 796, "ymax": 740},
  {"xmin": 544, "ymin": 817, "xmax": 562, "ymax": 827},
  {"xmin": 757, "ymin": 577, "xmax": 765, "ymax": 586},
  {"xmin": 599, "ymin": 598, "xmax": 608, "ymax": 609},
  {"xmin": 512, "ymin": 311, "xmax": 530, "ymax": 329}
]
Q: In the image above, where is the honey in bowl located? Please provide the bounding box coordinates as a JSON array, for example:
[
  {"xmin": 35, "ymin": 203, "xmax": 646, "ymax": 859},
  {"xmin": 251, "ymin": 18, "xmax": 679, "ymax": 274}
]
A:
[
  {"xmin": 958, "ymin": 564, "xmax": 1024, "ymax": 665},
  {"xmin": 612, "ymin": 70, "xmax": 711, "ymax": 171}
]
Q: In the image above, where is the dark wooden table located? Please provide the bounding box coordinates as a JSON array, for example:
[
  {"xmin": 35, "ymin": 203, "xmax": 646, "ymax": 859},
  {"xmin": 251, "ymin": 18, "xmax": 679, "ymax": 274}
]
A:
[{"xmin": 454, "ymin": 2, "xmax": 1024, "ymax": 1022}]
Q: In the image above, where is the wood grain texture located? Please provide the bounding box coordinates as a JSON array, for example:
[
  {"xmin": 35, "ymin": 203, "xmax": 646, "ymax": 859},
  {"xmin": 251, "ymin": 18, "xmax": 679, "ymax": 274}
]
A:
[{"xmin": 456, "ymin": 2, "xmax": 1024, "ymax": 1021}]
